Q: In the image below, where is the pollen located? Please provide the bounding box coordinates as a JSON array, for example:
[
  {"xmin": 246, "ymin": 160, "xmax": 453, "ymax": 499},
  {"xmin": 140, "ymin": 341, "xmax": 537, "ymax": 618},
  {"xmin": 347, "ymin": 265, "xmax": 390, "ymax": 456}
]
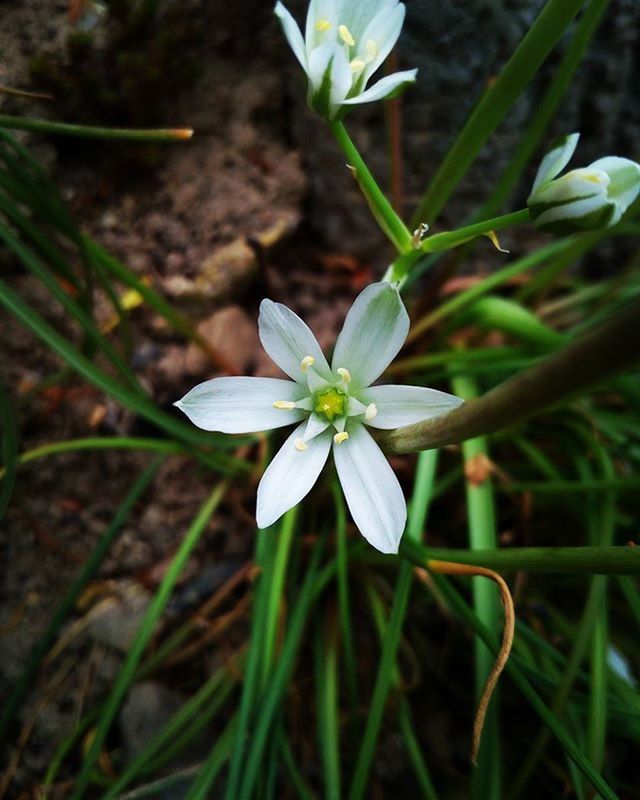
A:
[
  {"xmin": 338, "ymin": 24, "xmax": 355, "ymax": 46},
  {"xmin": 300, "ymin": 355, "xmax": 315, "ymax": 372},
  {"xmin": 365, "ymin": 403, "xmax": 378, "ymax": 421},
  {"xmin": 316, "ymin": 18, "xmax": 332, "ymax": 32},
  {"xmin": 294, "ymin": 438, "xmax": 308, "ymax": 452},
  {"xmin": 350, "ymin": 58, "xmax": 366, "ymax": 73},
  {"xmin": 333, "ymin": 431, "xmax": 349, "ymax": 445},
  {"xmin": 336, "ymin": 367, "xmax": 351, "ymax": 383},
  {"xmin": 273, "ymin": 400, "xmax": 296, "ymax": 410}
]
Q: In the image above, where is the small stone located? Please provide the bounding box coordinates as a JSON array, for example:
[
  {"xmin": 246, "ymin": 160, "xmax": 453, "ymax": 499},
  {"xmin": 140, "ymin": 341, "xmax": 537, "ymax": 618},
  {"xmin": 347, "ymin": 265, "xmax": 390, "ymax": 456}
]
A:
[{"xmin": 185, "ymin": 305, "xmax": 259, "ymax": 375}]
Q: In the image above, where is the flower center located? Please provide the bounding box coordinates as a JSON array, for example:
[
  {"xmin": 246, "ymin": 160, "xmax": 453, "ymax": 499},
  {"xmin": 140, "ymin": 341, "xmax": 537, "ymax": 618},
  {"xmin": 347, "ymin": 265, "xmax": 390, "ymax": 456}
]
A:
[{"xmin": 314, "ymin": 388, "xmax": 346, "ymax": 422}]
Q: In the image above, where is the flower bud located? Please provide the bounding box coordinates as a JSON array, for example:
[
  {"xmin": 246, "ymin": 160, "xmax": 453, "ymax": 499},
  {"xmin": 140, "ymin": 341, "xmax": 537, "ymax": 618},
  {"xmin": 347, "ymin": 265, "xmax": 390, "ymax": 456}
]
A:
[{"xmin": 528, "ymin": 134, "xmax": 640, "ymax": 235}]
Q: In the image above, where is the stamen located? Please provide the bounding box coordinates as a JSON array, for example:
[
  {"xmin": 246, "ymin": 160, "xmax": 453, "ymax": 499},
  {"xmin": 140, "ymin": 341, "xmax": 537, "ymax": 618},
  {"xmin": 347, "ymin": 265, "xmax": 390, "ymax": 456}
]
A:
[
  {"xmin": 338, "ymin": 24, "xmax": 355, "ymax": 46},
  {"xmin": 365, "ymin": 403, "xmax": 378, "ymax": 421},
  {"xmin": 300, "ymin": 355, "xmax": 315, "ymax": 372},
  {"xmin": 315, "ymin": 18, "xmax": 332, "ymax": 32},
  {"xmin": 365, "ymin": 39, "xmax": 378, "ymax": 62},
  {"xmin": 273, "ymin": 400, "xmax": 296, "ymax": 410},
  {"xmin": 333, "ymin": 431, "xmax": 349, "ymax": 445},
  {"xmin": 294, "ymin": 438, "xmax": 308, "ymax": 452},
  {"xmin": 336, "ymin": 367, "xmax": 351, "ymax": 383},
  {"xmin": 350, "ymin": 58, "xmax": 366, "ymax": 73}
]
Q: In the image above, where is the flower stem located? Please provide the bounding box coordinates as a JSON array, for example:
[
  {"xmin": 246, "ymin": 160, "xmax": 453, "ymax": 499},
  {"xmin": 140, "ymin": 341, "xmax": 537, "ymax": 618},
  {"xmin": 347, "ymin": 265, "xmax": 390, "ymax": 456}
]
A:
[
  {"xmin": 329, "ymin": 121, "xmax": 413, "ymax": 255},
  {"xmin": 0, "ymin": 113, "xmax": 193, "ymax": 142},
  {"xmin": 398, "ymin": 542, "xmax": 640, "ymax": 576},
  {"xmin": 378, "ymin": 295, "xmax": 640, "ymax": 453},
  {"xmin": 383, "ymin": 209, "xmax": 530, "ymax": 284},
  {"xmin": 419, "ymin": 209, "xmax": 530, "ymax": 253}
]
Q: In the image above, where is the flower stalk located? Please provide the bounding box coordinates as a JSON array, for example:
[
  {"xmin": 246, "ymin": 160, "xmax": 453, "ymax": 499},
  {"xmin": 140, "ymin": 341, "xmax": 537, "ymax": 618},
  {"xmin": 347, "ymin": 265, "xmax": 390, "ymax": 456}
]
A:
[
  {"xmin": 378, "ymin": 295, "xmax": 640, "ymax": 453},
  {"xmin": 330, "ymin": 120, "xmax": 413, "ymax": 254}
]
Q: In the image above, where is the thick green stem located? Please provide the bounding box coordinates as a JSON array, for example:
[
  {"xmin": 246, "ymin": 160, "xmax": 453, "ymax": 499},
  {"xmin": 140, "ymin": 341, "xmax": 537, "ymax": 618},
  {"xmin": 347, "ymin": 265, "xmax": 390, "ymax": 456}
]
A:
[
  {"xmin": 379, "ymin": 295, "xmax": 640, "ymax": 453},
  {"xmin": 398, "ymin": 542, "xmax": 640, "ymax": 576},
  {"xmin": 329, "ymin": 121, "xmax": 413, "ymax": 255}
]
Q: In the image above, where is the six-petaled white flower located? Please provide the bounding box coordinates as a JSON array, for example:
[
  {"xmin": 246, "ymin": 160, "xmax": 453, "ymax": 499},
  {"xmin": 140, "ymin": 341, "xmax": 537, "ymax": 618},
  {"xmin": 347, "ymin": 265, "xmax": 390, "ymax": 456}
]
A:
[
  {"xmin": 175, "ymin": 282, "xmax": 463, "ymax": 554},
  {"xmin": 528, "ymin": 133, "xmax": 640, "ymax": 235},
  {"xmin": 274, "ymin": 0, "xmax": 417, "ymax": 121}
]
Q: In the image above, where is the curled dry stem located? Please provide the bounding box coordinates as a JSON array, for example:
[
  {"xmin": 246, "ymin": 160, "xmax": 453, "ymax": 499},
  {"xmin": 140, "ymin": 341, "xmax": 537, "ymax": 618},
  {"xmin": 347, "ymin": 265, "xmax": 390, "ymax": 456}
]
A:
[{"xmin": 418, "ymin": 559, "xmax": 515, "ymax": 764}]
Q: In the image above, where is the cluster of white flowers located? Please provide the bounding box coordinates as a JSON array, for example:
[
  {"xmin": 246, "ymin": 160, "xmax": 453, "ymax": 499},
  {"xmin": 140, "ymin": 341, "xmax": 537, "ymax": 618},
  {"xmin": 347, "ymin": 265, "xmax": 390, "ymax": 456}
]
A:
[
  {"xmin": 176, "ymin": 283, "xmax": 462, "ymax": 554},
  {"xmin": 527, "ymin": 133, "xmax": 640, "ymax": 234},
  {"xmin": 274, "ymin": 0, "xmax": 417, "ymax": 120},
  {"xmin": 176, "ymin": 1, "xmax": 640, "ymax": 555}
]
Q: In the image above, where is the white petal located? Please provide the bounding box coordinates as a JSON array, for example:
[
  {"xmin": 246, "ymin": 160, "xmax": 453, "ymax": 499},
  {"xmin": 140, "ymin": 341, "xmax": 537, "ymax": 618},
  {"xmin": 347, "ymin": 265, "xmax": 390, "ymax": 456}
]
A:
[
  {"xmin": 175, "ymin": 377, "xmax": 306, "ymax": 433},
  {"xmin": 256, "ymin": 423, "xmax": 332, "ymax": 528},
  {"xmin": 589, "ymin": 156, "xmax": 640, "ymax": 213},
  {"xmin": 363, "ymin": 384, "xmax": 464, "ymax": 429},
  {"xmin": 533, "ymin": 193, "xmax": 613, "ymax": 230},
  {"xmin": 307, "ymin": 40, "xmax": 336, "ymax": 90},
  {"xmin": 303, "ymin": 413, "xmax": 331, "ymax": 442},
  {"xmin": 329, "ymin": 45, "xmax": 354, "ymax": 111},
  {"xmin": 259, "ymin": 299, "xmax": 332, "ymax": 383},
  {"xmin": 531, "ymin": 168, "xmax": 609, "ymax": 206},
  {"xmin": 333, "ymin": 423, "xmax": 406, "ymax": 554},
  {"xmin": 359, "ymin": 3, "xmax": 405, "ymax": 81},
  {"xmin": 332, "ymin": 281, "xmax": 409, "ymax": 387},
  {"xmin": 274, "ymin": 3, "xmax": 307, "ymax": 70},
  {"xmin": 342, "ymin": 69, "xmax": 417, "ymax": 105},
  {"xmin": 305, "ymin": 0, "xmax": 343, "ymax": 51},
  {"xmin": 530, "ymin": 133, "xmax": 580, "ymax": 193},
  {"xmin": 342, "ymin": 0, "xmax": 396, "ymax": 40}
]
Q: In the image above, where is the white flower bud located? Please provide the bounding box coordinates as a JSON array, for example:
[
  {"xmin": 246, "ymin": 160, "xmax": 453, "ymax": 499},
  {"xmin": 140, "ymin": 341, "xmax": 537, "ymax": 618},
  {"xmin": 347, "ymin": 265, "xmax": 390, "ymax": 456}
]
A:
[{"xmin": 528, "ymin": 134, "xmax": 640, "ymax": 235}]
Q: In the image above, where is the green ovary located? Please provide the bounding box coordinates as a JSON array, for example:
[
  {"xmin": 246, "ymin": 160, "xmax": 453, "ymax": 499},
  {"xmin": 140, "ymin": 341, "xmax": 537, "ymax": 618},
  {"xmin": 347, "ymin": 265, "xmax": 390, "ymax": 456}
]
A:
[{"xmin": 314, "ymin": 388, "xmax": 346, "ymax": 422}]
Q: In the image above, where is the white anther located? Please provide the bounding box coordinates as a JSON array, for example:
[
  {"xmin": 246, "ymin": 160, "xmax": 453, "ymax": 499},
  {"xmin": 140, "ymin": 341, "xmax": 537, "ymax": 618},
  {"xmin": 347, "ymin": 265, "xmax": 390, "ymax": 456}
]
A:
[
  {"xmin": 350, "ymin": 58, "xmax": 366, "ymax": 73},
  {"xmin": 337, "ymin": 367, "xmax": 351, "ymax": 383},
  {"xmin": 273, "ymin": 400, "xmax": 296, "ymax": 410},
  {"xmin": 294, "ymin": 438, "xmax": 308, "ymax": 452},
  {"xmin": 316, "ymin": 18, "xmax": 332, "ymax": 32},
  {"xmin": 333, "ymin": 431, "xmax": 349, "ymax": 445},
  {"xmin": 338, "ymin": 24, "xmax": 355, "ymax": 46},
  {"xmin": 365, "ymin": 39, "xmax": 378, "ymax": 62},
  {"xmin": 365, "ymin": 403, "xmax": 378, "ymax": 421},
  {"xmin": 300, "ymin": 355, "xmax": 315, "ymax": 372}
]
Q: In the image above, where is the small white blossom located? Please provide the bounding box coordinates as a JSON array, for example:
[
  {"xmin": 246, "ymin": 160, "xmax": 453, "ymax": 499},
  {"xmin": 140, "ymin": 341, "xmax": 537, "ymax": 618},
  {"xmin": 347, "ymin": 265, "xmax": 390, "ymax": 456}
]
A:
[
  {"xmin": 528, "ymin": 133, "xmax": 640, "ymax": 234},
  {"xmin": 175, "ymin": 282, "xmax": 462, "ymax": 554},
  {"xmin": 274, "ymin": 0, "xmax": 417, "ymax": 121}
]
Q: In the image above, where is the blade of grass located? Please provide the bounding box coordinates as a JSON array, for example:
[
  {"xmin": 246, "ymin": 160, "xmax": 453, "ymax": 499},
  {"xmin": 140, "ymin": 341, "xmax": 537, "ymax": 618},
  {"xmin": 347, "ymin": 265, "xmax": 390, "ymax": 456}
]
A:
[
  {"xmin": 348, "ymin": 450, "xmax": 438, "ymax": 800},
  {"xmin": 0, "ymin": 114, "xmax": 193, "ymax": 142},
  {"xmin": 412, "ymin": 0, "xmax": 586, "ymax": 224},
  {"xmin": 315, "ymin": 614, "xmax": 341, "ymax": 800},
  {"xmin": 429, "ymin": 574, "xmax": 620, "ymax": 800},
  {"xmin": 0, "ymin": 437, "xmax": 187, "ymax": 480},
  {"xmin": 478, "ymin": 0, "xmax": 611, "ymax": 218},
  {"xmin": 0, "ymin": 276, "xmax": 246, "ymax": 470},
  {"xmin": 451, "ymin": 373, "xmax": 501, "ymax": 798},
  {"xmin": 234, "ymin": 537, "xmax": 326, "ymax": 800},
  {"xmin": 69, "ymin": 481, "xmax": 227, "ymax": 799}
]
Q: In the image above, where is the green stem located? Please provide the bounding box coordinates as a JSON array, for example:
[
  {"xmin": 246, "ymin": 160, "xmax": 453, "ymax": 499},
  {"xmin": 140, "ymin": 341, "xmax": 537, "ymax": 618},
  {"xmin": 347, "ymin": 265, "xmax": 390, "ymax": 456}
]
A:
[
  {"xmin": 329, "ymin": 120, "xmax": 413, "ymax": 255},
  {"xmin": 0, "ymin": 114, "xmax": 192, "ymax": 142},
  {"xmin": 421, "ymin": 209, "xmax": 529, "ymax": 253},
  {"xmin": 384, "ymin": 209, "xmax": 529, "ymax": 284},
  {"xmin": 379, "ymin": 295, "xmax": 640, "ymax": 453},
  {"xmin": 398, "ymin": 542, "xmax": 640, "ymax": 576}
]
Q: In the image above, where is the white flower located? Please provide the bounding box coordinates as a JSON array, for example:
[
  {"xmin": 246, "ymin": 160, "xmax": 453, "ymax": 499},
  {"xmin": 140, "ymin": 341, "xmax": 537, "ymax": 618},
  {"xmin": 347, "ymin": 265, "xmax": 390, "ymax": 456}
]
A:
[
  {"xmin": 175, "ymin": 282, "xmax": 463, "ymax": 554},
  {"xmin": 274, "ymin": 0, "xmax": 417, "ymax": 121},
  {"xmin": 528, "ymin": 133, "xmax": 640, "ymax": 234}
]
